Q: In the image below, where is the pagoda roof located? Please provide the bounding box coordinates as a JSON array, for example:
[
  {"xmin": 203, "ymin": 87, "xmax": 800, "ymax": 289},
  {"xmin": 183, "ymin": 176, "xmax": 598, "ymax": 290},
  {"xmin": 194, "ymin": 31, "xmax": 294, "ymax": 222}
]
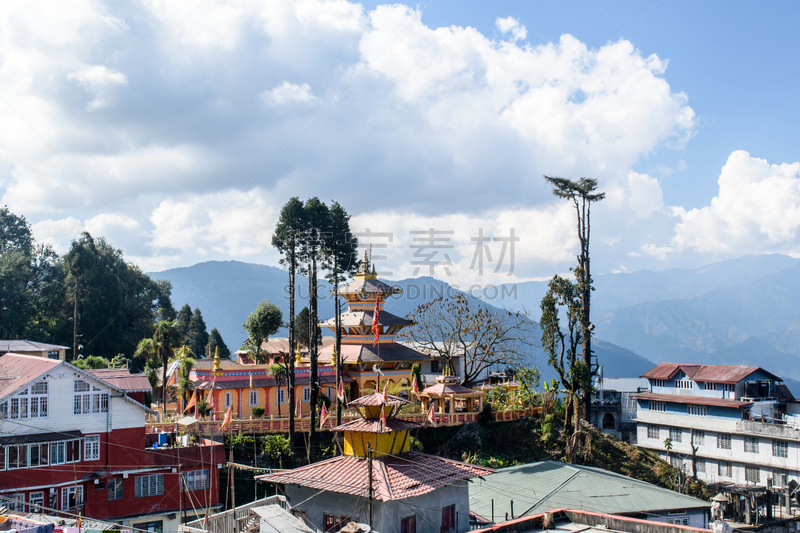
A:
[
  {"xmin": 256, "ymin": 451, "xmax": 495, "ymax": 501},
  {"xmin": 348, "ymin": 391, "xmax": 410, "ymax": 407},
  {"xmin": 331, "ymin": 417, "xmax": 423, "ymax": 433},
  {"xmin": 321, "ymin": 310, "xmax": 413, "ymax": 328},
  {"xmin": 337, "ymin": 277, "xmax": 402, "ymax": 297},
  {"xmin": 422, "ymin": 382, "xmax": 480, "ymax": 396},
  {"xmin": 320, "ymin": 342, "xmax": 428, "ymax": 364}
]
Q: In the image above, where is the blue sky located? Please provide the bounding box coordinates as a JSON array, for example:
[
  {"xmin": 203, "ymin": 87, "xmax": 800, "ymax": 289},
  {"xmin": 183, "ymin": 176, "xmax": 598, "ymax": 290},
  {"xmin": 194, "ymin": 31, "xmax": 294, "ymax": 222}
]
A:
[{"xmin": 1, "ymin": 0, "xmax": 799, "ymax": 285}]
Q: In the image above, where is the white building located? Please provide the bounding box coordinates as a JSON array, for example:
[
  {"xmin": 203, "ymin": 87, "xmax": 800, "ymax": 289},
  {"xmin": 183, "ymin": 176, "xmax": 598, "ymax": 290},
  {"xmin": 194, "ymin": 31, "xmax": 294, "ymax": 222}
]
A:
[{"xmin": 633, "ymin": 363, "xmax": 798, "ymax": 489}]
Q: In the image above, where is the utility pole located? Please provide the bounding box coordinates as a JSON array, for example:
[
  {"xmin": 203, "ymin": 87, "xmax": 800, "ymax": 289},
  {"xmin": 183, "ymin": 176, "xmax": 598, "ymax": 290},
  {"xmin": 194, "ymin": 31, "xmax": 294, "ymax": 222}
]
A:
[
  {"xmin": 72, "ymin": 276, "xmax": 78, "ymax": 361},
  {"xmin": 368, "ymin": 445, "xmax": 374, "ymax": 530},
  {"xmin": 287, "ymin": 231, "xmax": 296, "ymax": 456}
]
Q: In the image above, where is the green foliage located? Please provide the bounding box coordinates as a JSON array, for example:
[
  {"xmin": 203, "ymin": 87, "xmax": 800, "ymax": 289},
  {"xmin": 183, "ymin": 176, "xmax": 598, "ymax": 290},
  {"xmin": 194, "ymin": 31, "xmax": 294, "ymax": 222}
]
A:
[
  {"xmin": 294, "ymin": 307, "xmax": 320, "ymax": 348},
  {"xmin": 409, "ymin": 436, "xmax": 425, "ymax": 452},
  {"xmin": 176, "ymin": 304, "xmax": 192, "ymax": 340},
  {"xmin": 251, "ymin": 406, "xmax": 265, "ymax": 418},
  {"xmin": 317, "ymin": 391, "xmax": 332, "ymax": 409},
  {"xmin": 227, "ymin": 432, "xmax": 255, "ymax": 447},
  {"xmin": 243, "ymin": 299, "xmax": 282, "ymax": 364},
  {"xmin": 195, "ymin": 399, "xmax": 210, "ymax": 417},
  {"xmin": 410, "ymin": 363, "xmax": 424, "ymax": 393},
  {"xmin": 207, "ymin": 327, "xmax": 230, "ymax": 359},
  {"xmin": 187, "ymin": 308, "xmax": 209, "ymax": 355},
  {"xmin": 261, "ymin": 434, "xmax": 292, "ymax": 462},
  {"xmin": 486, "ymin": 387, "xmax": 509, "ymax": 410},
  {"xmin": 73, "ymin": 355, "xmax": 110, "ymax": 369}
]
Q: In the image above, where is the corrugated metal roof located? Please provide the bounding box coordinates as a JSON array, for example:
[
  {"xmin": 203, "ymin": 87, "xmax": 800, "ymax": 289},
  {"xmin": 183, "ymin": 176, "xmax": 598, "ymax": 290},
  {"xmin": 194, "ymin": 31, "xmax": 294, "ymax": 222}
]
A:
[
  {"xmin": 337, "ymin": 278, "xmax": 402, "ymax": 296},
  {"xmin": 641, "ymin": 363, "xmax": 779, "ymax": 384},
  {"xmin": 319, "ymin": 342, "xmax": 428, "ymax": 364},
  {"xmin": 0, "ymin": 340, "xmax": 69, "ymax": 352},
  {"xmin": 87, "ymin": 369, "xmax": 152, "ymax": 392},
  {"xmin": 320, "ymin": 310, "xmax": 413, "ymax": 328},
  {"xmin": 258, "ymin": 452, "xmax": 494, "ymax": 501},
  {"xmin": 631, "ymin": 392, "xmax": 751, "ymax": 408},
  {"xmin": 348, "ymin": 392, "xmax": 409, "ymax": 407},
  {"xmin": 0, "ymin": 353, "xmax": 63, "ymax": 399},
  {"xmin": 331, "ymin": 417, "xmax": 423, "ymax": 433},
  {"xmin": 468, "ymin": 460, "xmax": 710, "ymax": 522},
  {"xmin": 250, "ymin": 505, "xmax": 317, "ymax": 533}
]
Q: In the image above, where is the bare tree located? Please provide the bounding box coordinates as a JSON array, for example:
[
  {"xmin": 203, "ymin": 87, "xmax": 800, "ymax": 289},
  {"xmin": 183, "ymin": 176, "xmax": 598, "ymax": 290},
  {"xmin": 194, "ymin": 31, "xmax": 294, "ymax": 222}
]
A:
[
  {"xmin": 543, "ymin": 176, "xmax": 604, "ymax": 416},
  {"xmin": 401, "ymin": 294, "xmax": 535, "ymax": 386}
]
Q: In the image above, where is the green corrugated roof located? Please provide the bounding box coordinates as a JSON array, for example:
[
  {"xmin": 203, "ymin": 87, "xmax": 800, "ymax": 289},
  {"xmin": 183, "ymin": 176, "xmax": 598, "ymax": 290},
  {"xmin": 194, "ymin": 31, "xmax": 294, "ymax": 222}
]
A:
[{"xmin": 468, "ymin": 460, "xmax": 710, "ymax": 522}]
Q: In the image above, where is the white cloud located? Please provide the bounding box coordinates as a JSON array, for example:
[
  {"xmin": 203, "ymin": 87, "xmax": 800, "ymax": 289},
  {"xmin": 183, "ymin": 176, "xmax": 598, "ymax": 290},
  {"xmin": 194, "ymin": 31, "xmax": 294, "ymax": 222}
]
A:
[
  {"xmin": 626, "ymin": 172, "xmax": 664, "ymax": 219},
  {"xmin": 672, "ymin": 150, "xmax": 800, "ymax": 254},
  {"xmin": 261, "ymin": 81, "xmax": 319, "ymax": 105},
  {"xmin": 68, "ymin": 64, "xmax": 126, "ymax": 107},
  {"xmin": 495, "ymin": 16, "xmax": 527, "ymax": 42}
]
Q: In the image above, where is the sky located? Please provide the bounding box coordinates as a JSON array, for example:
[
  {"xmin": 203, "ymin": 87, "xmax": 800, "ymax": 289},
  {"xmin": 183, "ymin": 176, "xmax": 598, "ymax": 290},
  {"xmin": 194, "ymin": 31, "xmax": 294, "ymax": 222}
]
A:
[{"xmin": 2, "ymin": 0, "xmax": 800, "ymax": 287}]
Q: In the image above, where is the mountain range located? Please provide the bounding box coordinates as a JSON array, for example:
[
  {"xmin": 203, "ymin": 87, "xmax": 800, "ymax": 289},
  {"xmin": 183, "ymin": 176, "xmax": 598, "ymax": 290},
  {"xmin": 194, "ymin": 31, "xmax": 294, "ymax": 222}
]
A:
[{"xmin": 149, "ymin": 253, "xmax": 800, "ymax": 390}]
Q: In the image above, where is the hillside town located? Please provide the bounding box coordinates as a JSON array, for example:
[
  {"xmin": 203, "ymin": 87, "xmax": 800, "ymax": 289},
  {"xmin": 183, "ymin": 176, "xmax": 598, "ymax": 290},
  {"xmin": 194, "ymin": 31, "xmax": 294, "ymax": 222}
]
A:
[{"xmin": 3, "ymin": 2, "xmax": 800, "ymax": 533}]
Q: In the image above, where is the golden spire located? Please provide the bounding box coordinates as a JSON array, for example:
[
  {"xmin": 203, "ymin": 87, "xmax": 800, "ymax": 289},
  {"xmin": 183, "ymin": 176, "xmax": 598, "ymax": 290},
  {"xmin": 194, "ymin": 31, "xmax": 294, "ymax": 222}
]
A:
[
  {"xmin": 331, "ymin": 345, "xmax": 338, "ymax": 366},
  {"xmin": 295, "ymin": 346, "xmax": 302, "ymax": 366},
  {"xmin": 213, "ymin": 346, "xmax": 221, "ymax": 371}
]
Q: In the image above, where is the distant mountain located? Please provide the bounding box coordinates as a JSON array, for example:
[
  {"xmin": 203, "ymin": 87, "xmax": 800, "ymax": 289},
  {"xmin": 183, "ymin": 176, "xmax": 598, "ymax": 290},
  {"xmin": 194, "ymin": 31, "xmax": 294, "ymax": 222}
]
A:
[{"xmin": 148, "ymin": 261, "xmax": 656, "ymax": 380}]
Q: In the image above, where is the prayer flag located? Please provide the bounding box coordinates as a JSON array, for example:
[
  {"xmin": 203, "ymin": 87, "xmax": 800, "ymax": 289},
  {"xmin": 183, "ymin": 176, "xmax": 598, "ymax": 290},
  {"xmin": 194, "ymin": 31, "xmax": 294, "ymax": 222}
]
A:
[
  {"xmin": 338, "ymin": 379, "xmax": 345, "ymax": 401},
  {"xmin": 296, "ymin": 396, "xmax": 303, "ymax": 419},
  {"xmin": 221, "ymin": 406, "xmax": 232, "ymax": 431},
  {"xmin": 382, "ymin": 380, "xmax": 389, "ymax": 402},
  {"xmin": 427, "ymin": 402, "xmax": 437, "ymax": 426},
  {"xmin": 372, "ymin": 296, "xmax": 380, "ymax": 346},
  {"xmin": 412, "ymin": 376, "xmax": 420, "ymax": 399},
  {"xmin": 184, "ymin": 390, "xmax": 197, "ymax": 413},
  {"xmin": 320, "ymin": 402, "xmax": 329, "ymax": 428},
  {"xmin": 380, "ymin": 405, "xmax": 387, "ymax": 427}
]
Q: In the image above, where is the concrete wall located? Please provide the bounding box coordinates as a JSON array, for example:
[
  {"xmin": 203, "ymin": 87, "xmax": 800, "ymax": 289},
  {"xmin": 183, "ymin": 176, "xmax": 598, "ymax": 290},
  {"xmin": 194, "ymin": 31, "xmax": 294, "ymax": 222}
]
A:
[{"xmin": 285, "ymin": 483, "xmax": 471, "ymax": 533}]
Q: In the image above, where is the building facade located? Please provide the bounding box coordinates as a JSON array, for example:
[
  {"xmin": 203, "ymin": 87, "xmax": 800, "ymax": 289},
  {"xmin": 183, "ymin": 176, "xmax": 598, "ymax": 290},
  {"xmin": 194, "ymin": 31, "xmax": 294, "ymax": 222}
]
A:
[
  {"xmin": 0, "ymin": 353, "xmax": 224, "ymax": 533},
  {"xmin": 633, "ymin": 363, "xmax": 798, "ymax": 488}
]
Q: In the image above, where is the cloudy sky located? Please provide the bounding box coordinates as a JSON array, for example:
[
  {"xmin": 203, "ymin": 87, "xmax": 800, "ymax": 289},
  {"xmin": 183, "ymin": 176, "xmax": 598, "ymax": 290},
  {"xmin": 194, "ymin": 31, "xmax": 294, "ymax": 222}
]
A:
[{"xmin": 3, "ymin": 0, "xmax": 800, "ymax": 286}]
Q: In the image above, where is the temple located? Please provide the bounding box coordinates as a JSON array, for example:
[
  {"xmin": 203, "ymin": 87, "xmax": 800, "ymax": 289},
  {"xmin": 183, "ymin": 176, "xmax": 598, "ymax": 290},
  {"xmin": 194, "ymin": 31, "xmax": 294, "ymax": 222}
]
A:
[
  {"xmin": 319, "ymin": 252, "xmax": 428, "ymax": 398},
  {"xmin": 257, "ymin": 388, "xmax": 494, "ymax": 532}
]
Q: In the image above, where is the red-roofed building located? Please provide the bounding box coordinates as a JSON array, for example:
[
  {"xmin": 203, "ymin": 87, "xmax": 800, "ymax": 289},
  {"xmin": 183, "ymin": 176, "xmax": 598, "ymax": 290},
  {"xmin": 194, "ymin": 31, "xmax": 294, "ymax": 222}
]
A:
[
  {"xmin": 0, "ymin": 353, "xmax": 224, "ymax": 533},
  {"xmin": 257, "ymin": 390, "xmax": 494, "ymax": 532},
  {"xmin": 634, "ymin": 362, "xmax": 800, "ymax": 490}
]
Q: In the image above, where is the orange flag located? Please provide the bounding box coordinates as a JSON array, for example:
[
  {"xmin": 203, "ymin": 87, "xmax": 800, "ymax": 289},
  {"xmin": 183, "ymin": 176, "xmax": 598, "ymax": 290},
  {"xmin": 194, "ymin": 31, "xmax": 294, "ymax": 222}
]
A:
[
  {"xmin": 296, "ymin": 396, "xmax": 303, "ymax": 419},
  {"xmin": 337, "ymin": 379, "xmax": 345, "ymax": 401},
  {"xmin": 427, "ymin": 402, "xmax": 437, "ymax": 426},
  {"xmin": 320, "ymin": 402, "xmax": 329, "ymax": 428},
  {"xmin": 380, "ymin": 405, "xmax": 387, "ymax": 428},
  {"xmin": 382, "ymin": 380, "xmax": 389, "ymax": 402},
  {"xmin": 412, "ymin": 376, "xmax": 420, "ymax": 399},
  {"xmin": 371, "ymin": 296, "xmax": 380, "ymax": 346},
  {"xmin": 184, "ymin": 390, "xmax": 197, "ymax": 414},
  {"xmin": 220, "ymin": 406, "xmax": 232, "ymax": 431}
]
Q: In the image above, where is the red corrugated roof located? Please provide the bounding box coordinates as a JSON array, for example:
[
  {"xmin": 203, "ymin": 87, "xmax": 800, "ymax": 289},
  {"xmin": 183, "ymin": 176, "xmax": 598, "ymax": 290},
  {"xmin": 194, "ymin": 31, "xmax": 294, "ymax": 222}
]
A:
[
  {"xmin": 641, "ymin": 363, "xmax": 779, "ymax": 384},
  {"xmin": 0, "ymin": 353, "xmax": 62, "ymax": 399},
  {"xmin": 632, "ymin": 392, "xmax": 752, "ymax": 408},
  {"xmin": 332, "ymin": 418, "xmax": 424, "ymax": 433},
  {"xmin": 256, "ymin": 452, "xmax": 494, "ymax": 501},
  {"xmin": 87, "ymin": 369, "xmax": 152, "ymax": 392}
]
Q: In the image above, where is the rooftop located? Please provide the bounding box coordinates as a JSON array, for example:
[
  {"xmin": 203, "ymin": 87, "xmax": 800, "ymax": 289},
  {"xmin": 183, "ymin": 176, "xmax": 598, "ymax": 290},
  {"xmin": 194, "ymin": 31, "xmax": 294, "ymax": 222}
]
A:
[
  {"xmin": 257, "ymin": 451, "xmax": 494, "ymax": 501},
  {"xmin": 642, "ymin": 363, "xmax": 780, "ymax": 384},
  {"xmin": 632, "ymin": 392, "xmax": 752, "ymax": 408},
  {"xmin": 469, "ymin": 460, "xmax": 710, "ymax": 522},
  {"xmin": 87, "ymin": 368, "xmax": 152, "ymax": 393},
  {"xmin": 473, "ymin": 509, "xmax": 711, "ymax": 533},
  {"xmin": 0, "ymin": 353, "xmax": 63, "ymax": 399},
  {"xmin": 0, "ymin": 340, "xmax": 69, "ymax": 353}
]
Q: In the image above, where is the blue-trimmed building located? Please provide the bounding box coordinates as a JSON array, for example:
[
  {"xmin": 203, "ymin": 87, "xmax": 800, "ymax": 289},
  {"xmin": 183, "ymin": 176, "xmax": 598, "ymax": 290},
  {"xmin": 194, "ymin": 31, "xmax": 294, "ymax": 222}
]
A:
[{"xmin": 633, "ymin": 363, "xmax": 798, "ymax": 488}]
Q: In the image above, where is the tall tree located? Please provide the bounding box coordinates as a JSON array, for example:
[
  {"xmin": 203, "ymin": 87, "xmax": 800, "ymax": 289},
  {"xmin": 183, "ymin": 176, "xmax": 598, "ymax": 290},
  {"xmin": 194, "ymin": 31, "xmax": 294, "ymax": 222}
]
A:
[
  {"xmin": 294, "ymin": 307, "xmax": 321, "ymax": 348},
  {"xmin": 243, "ymin": 300, "xmax": 282, "ymax": 364},
  {"xmin": 152, "ymin": 319, "xmax": 179, "ymax": 412},
  {"xmin": 0, "ymin": 207, "xmax": 34, "ymax": 254},
  {"xmin": 540, "ymin": 274, "xmax": 591, "ymax": 462},
  {"xmin": 543, "ymin": 176, "xmax": 604, "ymax": 416},
  {"xmin": 187, "ymin": 308, "xmax": 209, "ymax": 354},
  {"xmin": 176, "ymin": 304, "xmax": 193, "ymax": 340},
  {"xmin": 272, "ymin": 197, "xmax": 308, "ymax": 452},
  {"xmin": 401, "ymin": 293, "xmax": 535, "ymax": 386},
  {"xmin": 207, "ymin": 327, "xmax": 230, "ymax": 359}
]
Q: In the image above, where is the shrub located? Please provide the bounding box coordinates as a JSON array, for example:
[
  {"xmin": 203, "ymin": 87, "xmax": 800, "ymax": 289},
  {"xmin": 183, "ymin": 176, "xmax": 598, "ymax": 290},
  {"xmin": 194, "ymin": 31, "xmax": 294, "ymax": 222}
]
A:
[{"xmin": 251, "ymin": 406, "xmax": 265, "ymax": 418}]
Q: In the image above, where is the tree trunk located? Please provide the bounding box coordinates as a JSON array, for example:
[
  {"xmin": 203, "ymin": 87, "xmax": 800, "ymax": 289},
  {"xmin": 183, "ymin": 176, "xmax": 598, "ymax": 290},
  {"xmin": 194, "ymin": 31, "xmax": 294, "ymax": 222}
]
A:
[
  {"xmin": 309, "ymin": 258, "xmax": 319, "ymax": 461},
  {"xmin": 161, "ymin": 348, "xmax": 168, "ymax": 419},
  {"xmin": 287, "ymin": 238, "xmax": 296, "ymax": 453},
  {"xmin": 335, "ymin": 273, "xmax": 342, "ymax": 427},
  {"xmin": 581, "ymin": 199, "xmax": 593, "ymax": 420}
]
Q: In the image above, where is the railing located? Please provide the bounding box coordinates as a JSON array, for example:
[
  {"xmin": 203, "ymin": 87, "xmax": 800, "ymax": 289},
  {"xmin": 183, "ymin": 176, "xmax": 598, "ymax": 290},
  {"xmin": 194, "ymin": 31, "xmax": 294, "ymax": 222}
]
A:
[
  {"xmin": 179, "ymin": 495, "xmax": 291, "ymax": 533},
  {"xmin": 147, "ymin": 407, "xmax": 541, "ymax": 434}
]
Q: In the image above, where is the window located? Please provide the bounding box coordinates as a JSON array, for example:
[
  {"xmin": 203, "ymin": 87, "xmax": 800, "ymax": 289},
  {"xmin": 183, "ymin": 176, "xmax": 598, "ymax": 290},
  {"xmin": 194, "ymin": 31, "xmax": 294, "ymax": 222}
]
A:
[
  {"xmin": 773, "ymin": 470, "xmax": 787, "ymax": 488},
  {"xmin": 703, "ymin": 382, "xmax": 716, "ymax": 390},
  {"xmin": 401, "ymin": 515, "xmax": 416, "ymax": 533},
  {"xmin": 670, "ymin": 456, "xmax": 682, "ymax": 469},
  {"xmin": 0, "ymin": 446, "xmax": 5, "ymax": 471},
  {"xmin": 182, "ymin": 469, "xmax": 209, "ymax": 491},
  {"xmin": 696, "ymin": 459, "xmax": 706, "ymax": 473},
  {"xmin": 135, "ymin": 474, "xmax": 164, "ymax": 497},
  {"xmin": 692, "ymin": 430, "xmax": 705, "ymax": 447},
  {"xmin": 667, "ymin": 518, "xmax": 689, "ymax": 526},
  {"xmin": 29, "ymin": 492, "xmax": 44, "ymax": 512},
  {"xmin": 745, "ymin": 466, "xmax": 760, "ymax": 484},
  {"xmin": 773, "ymin": 440, "xmax": 788, "ymax": 458},
  {"xmin": 442, "ymin": 504, "xmax": 456, "ymax": 533},
  {"xmin": 303, "ymin": 387, "xmax": 311, "ymax": 403},
  {"xmin": 6, "ymin": 493, "xmax": 25, "ymax": 512},
  {"xmin": 652, "ymin": 379, "xmax": 666, "ymax": 387},
  {"xmin": 74, "ymin": 381, "xmax": 107, "ymax": 415},
  {"xmin": 688, "ymin": 405, "xmax": 707, "ymax": 416},
  {"xmin": 719, "ymin": 461, "xmax": 732, "ymax": 478},
  {"xmin": 323, "ymin": 514, "xmax": 349, "ymax": 532},
  {"xmin": 224, "ymin": 391, "xmax": 232, "ymax": 409},
  {"xmin": 326, "ymin": 386, "xmax": 334, "ymax": 399},
  {"xmin": 717, "ymin": 433, "xmax": 731, "ymax": 449},
  {"xmin": 0, "ymin": 401, "xmax": 7, "ymax": 419},
  {"xmin": 723, "ymin": 384, "xmax": 735, "ymax": 393},
  {"xmin": 647, "ymin": 425, "xmax": 659, "ymax": 439},
  {"xmin": 430, "ymin": 360, "xmax": 440, "ymax": 373},
  {"xmin": 676, "ymin": 379, "xmax": 692, "ymax": 389},
  {"xmin": 649, "ymin": 401, "xmax": 666, "ymax": 412},
  {"xmin": 29, "ymin": 382, "xmax": 48, "ymax": 418},
  {"xmin": 670, "ymin": 427, "xmax": 682, "ymax": 443},
  {"xmin": 108, "ymin": 479, "xmax": 124, "ymax": 500},
  {"xmin": 133, "ymin": 521, "xmax": 163, "ymax": 533},
  {"xmin": 85, "ymin": 435, "xmax": 100, "ymax": 461},
  {"xmin": 276, "ymin": 388, "xmax": 286, "ymax": 405},
  {"xmin": 248, "ymin": 390, "xmax": 258, "ymax": 407},
  {"xmin": 61, "ymin": 485, "xmax": 84, "ymax": 510},
  {"xmin": 745, "ymin": 436, "xmax": 759, "ymax": 453}
]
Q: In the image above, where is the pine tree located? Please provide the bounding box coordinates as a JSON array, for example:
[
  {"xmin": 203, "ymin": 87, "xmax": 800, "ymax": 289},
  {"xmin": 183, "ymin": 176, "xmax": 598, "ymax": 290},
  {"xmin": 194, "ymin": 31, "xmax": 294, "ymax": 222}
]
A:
[
  {"xmin": 207, "ymin": 327, "xmax": 230, "ymax": 359},
  {"xmin": 187, "ymin": 308, "xmax": 209, "ymax": 354},
  {"xmin": 176, "ymin": 304, "xmax": 193, "ymax": 341}
]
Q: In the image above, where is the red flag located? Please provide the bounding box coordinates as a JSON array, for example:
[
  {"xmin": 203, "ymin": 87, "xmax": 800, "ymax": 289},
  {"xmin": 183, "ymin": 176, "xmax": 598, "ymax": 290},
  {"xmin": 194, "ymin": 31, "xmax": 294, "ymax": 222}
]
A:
[
  {"xmin": 412, "ymin": 376, "xmax": 420, "ymax": 399},
  {"xmin": 427, "ymin": 402, "xmax": 437, "ymax": 426},
  {"xmin": 380, "ymin": 405, "xmax": 387, "ymax": 427},
  {"xmin": 184, "ymin": 390, "xmax": 197, "ymax": 414},
  {"xmin": 320, "ymin": 402, "xmax": 329, "ymax": 428},
  {"xmin": 220, "ymin": 406, "xmax": 232, "ymax": 431},
  {"xmin": 337, "ymin": 379, "xmax": 345, "ymax": 401},
  {"xmin": 382, "ymin": 380, "xmax": 389, "ymax": 402},
  {"xmin": 372, "ymin": 296, "xmax": 380, "ymax": 346}
]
